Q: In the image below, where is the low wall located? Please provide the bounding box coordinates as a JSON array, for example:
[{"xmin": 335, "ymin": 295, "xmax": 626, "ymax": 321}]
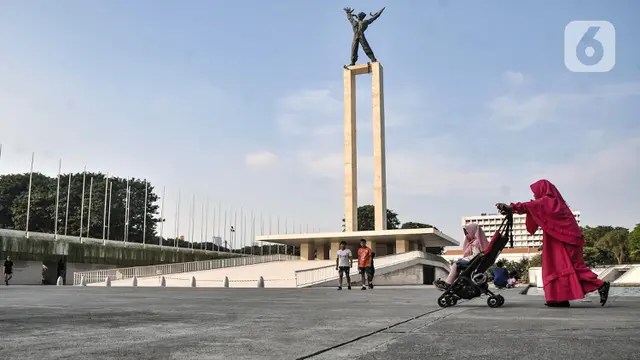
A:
[
  {"xmin": 1, "ymin": 231, "xmax": 241, "ymax": 285},
  {"xmin": 310, "ymin": 257, "xmax": 449, "ymax": 287}
]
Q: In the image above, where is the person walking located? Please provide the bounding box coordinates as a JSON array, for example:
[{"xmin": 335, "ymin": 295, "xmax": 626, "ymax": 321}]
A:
[
  {"xmin": 496, "ymin": 179, "xmax": 610, "ymax": 307},
  {"xmin": 3, "ymin": 256, "xmax": 14, "ymax": 286},
  {"xmin": 335, "ymin": 241, "xmax": 353, "ymax": 290},
  {"xmin": 357, "ymin": 239, "xmax": 373, "ymax": 290}
]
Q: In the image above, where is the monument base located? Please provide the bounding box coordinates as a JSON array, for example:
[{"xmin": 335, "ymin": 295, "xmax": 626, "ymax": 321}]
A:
[{"xmin": 256, "ymin": 228, "xmax": 458, "ymax": 261}]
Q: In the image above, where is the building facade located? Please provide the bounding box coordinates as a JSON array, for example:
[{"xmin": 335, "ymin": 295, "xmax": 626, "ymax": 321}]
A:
[{"xmin": 461, "ymin": 210, "xmax": 581, "ymax": 248}]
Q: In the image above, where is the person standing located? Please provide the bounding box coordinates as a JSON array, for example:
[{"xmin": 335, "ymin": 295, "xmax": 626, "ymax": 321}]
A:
[
  {"xmin": 3, "ymin": 256, "xmax": 14, "ymax": 286},
  {"xmin": 496, "ymin": 179, "xmax": 610, "ymax": 307},
  {"xmin": 357, "ymin": 239, "xmax": 373, "ymax": 290},
  {"xmin": 367, "ymin": 252, "xmax": 376, "ymax": 289},
  {"xmin": 335, "ymin": 241, "xmax": 353, "ymax": 290}
]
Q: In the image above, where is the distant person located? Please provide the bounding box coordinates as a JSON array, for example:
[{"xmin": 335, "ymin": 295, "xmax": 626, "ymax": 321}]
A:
[
  {"xmin": 434, "ymin": 223, "xmax": 489, "ymax": 291},
  {"xmin": 3, "ymin": 256, "xmax": 13, "ymax": 286},
  {"xmin": 496, "ymin": 179, "xmax": 610, "ymax": 307},
  {"xmin": 507, "ymin": 270, "xmax": 520, "ymax": 288},
  {"xmin": 492, "ymin": 261, "xmax": 509, "ymax": 288},
  {"xmin": 357, "ymin": 239, "xmax": 373, "ymax": 290},
  {"xmin": 335, "ymin": 241, "xmax": 353, "ymax": 290},
  {"xmin": 41, "ymin": 264, "xmax": 48, "ymax": 285}
]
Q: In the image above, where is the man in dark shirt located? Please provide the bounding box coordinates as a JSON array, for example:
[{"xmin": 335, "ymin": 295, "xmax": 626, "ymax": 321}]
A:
[
  {"xmin": 492, "ymin": 261, "xmax": 509, "ymax": 288},
  {"xmin": 4, "ymin": 256, "xmax": 14, "ymax": 286}
]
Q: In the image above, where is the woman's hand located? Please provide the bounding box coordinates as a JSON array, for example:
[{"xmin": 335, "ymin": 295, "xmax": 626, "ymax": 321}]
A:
[{"xmin": 495, "ymin": 203, "xmax": 511, "ymax": 214}]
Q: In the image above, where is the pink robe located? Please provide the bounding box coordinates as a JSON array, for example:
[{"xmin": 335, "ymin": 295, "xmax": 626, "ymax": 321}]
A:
[{"xmin": 510, "ymin": 179, "xmax": 603, "ymax": 302}]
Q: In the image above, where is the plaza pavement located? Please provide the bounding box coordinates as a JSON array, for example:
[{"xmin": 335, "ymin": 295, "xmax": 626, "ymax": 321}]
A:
[{"xmin": 1, "ymin": 285, "xmax": 639, "ymax": 360}]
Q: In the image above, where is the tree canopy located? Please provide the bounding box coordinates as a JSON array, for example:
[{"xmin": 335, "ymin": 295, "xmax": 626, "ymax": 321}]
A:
[{"xmin": 0, "ymin": 172, "xmax": 159, "ymax": 243}]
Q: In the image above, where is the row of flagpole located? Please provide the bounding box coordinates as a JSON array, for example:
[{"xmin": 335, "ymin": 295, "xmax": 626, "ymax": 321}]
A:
[{"xmin": 0, "ymin": 148, "xmax": 320, "ymax": 254}]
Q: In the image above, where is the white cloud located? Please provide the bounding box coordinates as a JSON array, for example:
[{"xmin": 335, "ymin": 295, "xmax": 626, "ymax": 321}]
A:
[
  {"xmin": 487, "ymin": 77, "xmax": 640, "ymax": 131},
  {"xmin": 501, "ymin": 71, "xmax": 524, "ymax": 87},
  {"xmin": 245, "ymin": 151, "xmax": 278, "ymax": 168}
]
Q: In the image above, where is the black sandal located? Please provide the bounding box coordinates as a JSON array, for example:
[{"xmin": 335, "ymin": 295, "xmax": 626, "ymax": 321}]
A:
[
  {"xmin": 598, "ymin": 282, "xmax": 610, "ymax": 306},
  {"xmin": 545, "ymin": 301, "xmax": 570, "ymax": 308}
]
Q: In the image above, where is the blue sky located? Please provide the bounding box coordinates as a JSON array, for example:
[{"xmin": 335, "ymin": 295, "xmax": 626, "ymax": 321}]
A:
[{"xmin": 1, "ymin": 1, "xmax": 639, "ymax": 247}]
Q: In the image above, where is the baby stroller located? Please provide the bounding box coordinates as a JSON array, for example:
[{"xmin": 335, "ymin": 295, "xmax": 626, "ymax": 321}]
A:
[{"xmin": 437, "ymin": 208, "xmax": 514, "ymax": 308}]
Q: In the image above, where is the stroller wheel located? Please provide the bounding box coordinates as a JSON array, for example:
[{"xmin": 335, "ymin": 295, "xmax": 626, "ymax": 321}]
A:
[
  {"xmin": 448, "ymin": 297, "xmax": 458, "ymax": 306},
  {"xmin": 437, "ymin": 295, "xmax": 450, "ymax": 308},
  {"xmin": 487, "ymin": 296, "xmax": 501, "ymax": 308},
  {"xmin": 496, "ymin": 295, "xmax": 505, "ymax": 307}
]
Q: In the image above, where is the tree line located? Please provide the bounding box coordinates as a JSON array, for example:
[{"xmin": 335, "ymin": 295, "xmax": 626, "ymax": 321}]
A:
[
  {"xmin": 0, "ymin": 171, "xmax": 302, "ymax": 255},
  {"xmin": 0, "ymin": 172, "xmax": 159, "ymax": 242}
]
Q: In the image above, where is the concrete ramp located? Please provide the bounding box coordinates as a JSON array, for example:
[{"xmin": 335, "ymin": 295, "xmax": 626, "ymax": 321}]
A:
[
  {"xmin": 614, "ymin": 266, "xmax": 640, "ymax": 284},
  {"xmin": 102, "ymin": 260, "xmax": 334, "ymax": 288}
]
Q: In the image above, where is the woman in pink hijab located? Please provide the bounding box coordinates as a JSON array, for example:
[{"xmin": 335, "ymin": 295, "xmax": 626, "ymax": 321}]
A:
[
  {"xmin": 434, "ymin": 223, "xmax": 489, "ymax": 290},
  {"xmin": 496, "ymin": 179, "xmax": 610, "ymax": 307}
]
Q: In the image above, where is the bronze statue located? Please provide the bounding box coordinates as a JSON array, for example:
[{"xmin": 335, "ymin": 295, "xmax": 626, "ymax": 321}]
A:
[{"xmin": 344, "ymin": 7, "xmax": 385, "ymax": 66}]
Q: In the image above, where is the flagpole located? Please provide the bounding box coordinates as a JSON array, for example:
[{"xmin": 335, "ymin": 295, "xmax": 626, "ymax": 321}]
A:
[
  {"xmin": 239, "ymin": 207, "xmax": 244, "ymax": 254},
  {"xmin": 124, "ymin": 179, "xmax": 130, "ymax": 243},
  {"xmin": 159, "ymin": 186, "xmax": 166, "ymax": 248},
  {"xmin": 191, "ymin": 194, "xmax": 196, "ymax": 250},
  {"xmin": 233, "ymin": 210, "xmax": 238, "ymax": 253},
  {"xmin": 187, "ymin": 195, "xmax": 193, "ymax": 249},
  {"xmin": 268, "ymin": 215, "xmax": 272, "ymax": 255},
  {"xmin": 250, "ymin": 209, "xmax": 255, "ymax": 255},
  {"xmin": 216, "ymin": 200, "xmax": 221, "ymax": 238},
  {"xmin": 79, "ymin": 166, "xmax": 86, "ymax": 242},
  {"xmin": 102, "ymin": 174, "xmax": 109, "ymax": 242},
  {"xmin": 25, "ymin": 152, "xmax": 35, "ymax": 239},
  {"xmin": 142, "ymin": 179, "xmax": 148, "ymax": 246},
  {"xmin": 107, "ymin": 182, "xmax": 113, "ymax": 240},
  {"xmin": 223, "ymin": 208, "xmax": 228, "ymax": 252},
  {"xmin": 86, "ymin": 177, "xmax": 94, "ymax": 238},
  {"xmin": 242, "ymin": 211, "xmax": 247, "ymax": 255},
  {"xmin": 260, "ymin": 212, "xmax": 264, "ymax": 256},
  {"xmin": 54, "ymin": 159, "xmax": 61, "ymax": 239},
  {"xmin": 64, "ymin": 174, "xmax": 72, "ymax": 236},
  {"xmin": 201, "ymin": 198, "xmax": 207, "ymax": 249},
  {"xmin": 174, "ymin": 191, "xmax": 181, "ymax": 249},
  {"xmin": 207, "ymin": 200, "xmax": 213, "ymax": 251}
]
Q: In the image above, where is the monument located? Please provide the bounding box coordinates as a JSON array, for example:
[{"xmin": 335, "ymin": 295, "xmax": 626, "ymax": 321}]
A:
[
  {"xmin": 255, "ymin": 7, "xmax": 458, "ymax": 260},
  {"xmin": 342, "ymin": 7, "xmax": 387, "ymax": 234}
]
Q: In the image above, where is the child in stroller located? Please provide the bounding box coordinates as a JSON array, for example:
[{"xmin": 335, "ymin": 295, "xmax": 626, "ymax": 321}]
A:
[{"xmin": 436, "ymin": 208, "xmax": 514, "ymax": 308}]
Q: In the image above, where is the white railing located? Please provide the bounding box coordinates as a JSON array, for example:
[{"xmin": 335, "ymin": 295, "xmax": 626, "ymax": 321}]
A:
[
  {"xmin": 74, "ymin": 254, "xmax": 299, "ymax": 285},
  {"xmin": 294, "ymin": 251, "xmax": 450, "ymax": 287}
]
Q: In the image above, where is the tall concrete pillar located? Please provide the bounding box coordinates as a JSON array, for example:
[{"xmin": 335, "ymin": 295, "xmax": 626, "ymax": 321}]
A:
[
  {"xmin": 371, "ymin": 62, "xmax": 388, "ymax": 231},
  {"xmin": 343, "ymin": 62, "xmax": 388, "ymax": 232}
]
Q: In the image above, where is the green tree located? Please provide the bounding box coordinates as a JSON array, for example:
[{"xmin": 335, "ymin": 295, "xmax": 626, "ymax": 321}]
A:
[
  {"xmin": 401, "ymin": 221, "xmax": 443, "ymax": 254},
  {"xmin": 596, "ymin": 227, "xmax": 630, "ymax": 265},
  {"xmin": 0, "ymin": 172, "xmax": 161, "ymax": 243},
  {"xmin": 581, "ymin": 225, "xmax": 614, "ymax": 247},
  {"xmin": 401, "ymin": 222, "xmax": 439, "ymax": 231},
  {"xmin": 341, "ymin": 205, "xmax": 400, "ymax": 231},
  {"xmin": 628, "ymin": 224, "xmax": 640, "ymax": 260}
]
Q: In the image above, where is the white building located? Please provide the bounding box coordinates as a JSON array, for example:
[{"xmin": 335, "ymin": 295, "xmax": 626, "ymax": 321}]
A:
[{"xmin": 461, "ymin": 210, "xmax": 581, "ymax": 248}]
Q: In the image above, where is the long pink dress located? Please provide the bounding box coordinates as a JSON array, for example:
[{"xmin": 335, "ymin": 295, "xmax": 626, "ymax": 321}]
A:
[{"xmin": 510, "ymin": 179, "xmax": 603, "ymax": 303}]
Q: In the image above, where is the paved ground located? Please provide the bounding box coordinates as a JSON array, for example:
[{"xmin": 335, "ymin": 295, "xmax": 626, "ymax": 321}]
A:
[{"xmin": 1, "ymin": 285, "xmax": 639, "ymax": 360}]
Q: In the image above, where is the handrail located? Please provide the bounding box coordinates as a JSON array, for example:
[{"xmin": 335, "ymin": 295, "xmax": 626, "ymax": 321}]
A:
[
  {"xmin": 74, "ymin": 254, "xmax": 299, "ymax": 285},
  {"xmin": 294, "ymin": 251, "xmax": 450, "ymax": 287}
]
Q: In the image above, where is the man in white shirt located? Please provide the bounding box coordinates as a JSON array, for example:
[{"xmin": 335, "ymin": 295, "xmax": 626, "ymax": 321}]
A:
[{"xmin": 335, "ymin": 241, "xmax": 353, "ymax": 290}]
